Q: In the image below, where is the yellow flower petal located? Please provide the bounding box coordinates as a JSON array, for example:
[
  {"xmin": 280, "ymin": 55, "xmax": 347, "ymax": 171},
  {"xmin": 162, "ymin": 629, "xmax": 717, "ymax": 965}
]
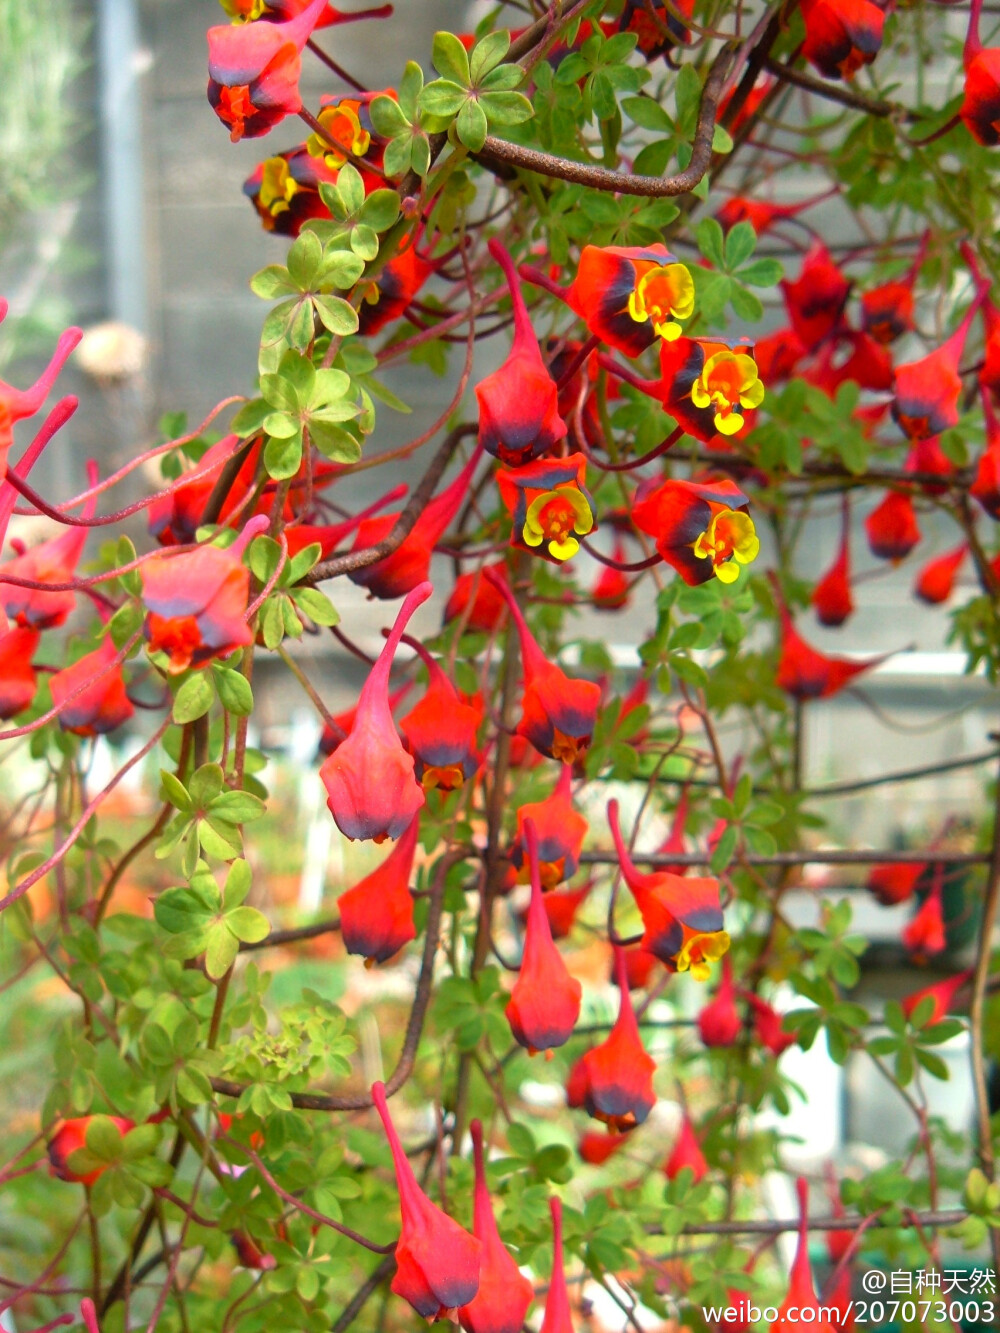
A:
[{"xmin": 714, "ymin": 409, "xmax": 744, "ymax": 435}]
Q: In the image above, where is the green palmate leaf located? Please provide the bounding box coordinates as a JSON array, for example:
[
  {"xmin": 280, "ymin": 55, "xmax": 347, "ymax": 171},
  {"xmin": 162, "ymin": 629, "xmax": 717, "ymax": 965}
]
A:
[
  {"xmin": 729, "ymin": 283, "xmax": 763, "ymax": 322},
  {"xmin": 696, "ymin": 217, "xmax": 726, "ymax": 270},
  {"xmin": 737, "ymin": 257, "xmax": 784, "ymax": 287},
  {"xmin": 469, "ymin": 28, "xmax": 510, "ymax": 82},
  {"xmin": 712, "ymin": 123, "xmax": 734, "ymax": 154},
  {"xmin": 172, "ymin": 673, "xmax": 214, "ymax": 724},
  {"xmin": 457, "ymin": 99, "xmax": 489, "ymax": 151},
  {"xmin": 209, "ymin": 790, "xmax": 266, "ymax": 824},
  {"xmin": 420, "ymin": 79, "xmax": 469, "ymax": 118},
  {"xmin": 248, "ymin": 535, "xmax": 282, "ymax": 583},
  {"xmin": 205, "ymin": 923, "xmax": 239, "ymax": 979},
  {"xmin": 317, "ymin": 248, "xmax": 366, "ymax": 289},
  {"xmin": 286, "ymin": 230, "xmax": 323, "ymax": 291},
  {"xmin": 480, "ymin": 90, "xmax": 533, "ymax": 129},
  {"xmin": 369, "ymin": 93, "xmax": 408, "ymax": 137},
  {"xmin": 350, "ymin": 223, "xmax": 379, "ymax": 262},
  {"xmin": 226, "ymin": 906, "xmax": 270, "ymax": 944},
  {"xmin": 358, "ymin": 189, "xmax": 400, "ymax": 233},
  {"xmin": 432, "ymin": 29, "xmax": 471, "ymax": 86},
  {"xmin": 154, "ymin": 883, "xmax": 217, "ymax": 935},
  {"xmin": 675, "ymin": 62, "xmax": 702, "ymax": 126},
  {"xmin": 621, "ymin": 95, "xmax": 672, "ymax": 132},
  {"xmin": 313, "ymin": 295, "xmax": 359, "ymax": 336},
  {"xmin": 250, "ymin": 264, "xmax": 296, "ymax": 299},
  {"xmin": 230, "ymin": 397, "xmax": 270, "ymax": 437},
  {"xmin": 160, "ymin": 770, "xmax": 191, "ymax": 813},
  {"xmin": 309, "ymin": 421, "xmax": 362, "ymax": 462},
  {"xmin": 223, "ymin": 858, "xmax": 251, "ymax": 910},
  {"xmin": 383, "ymin": 134, "xmax": 414, "ymax": 178},
  {"xmin": 291, "ymin": 586, "xmax": 339, "ymax": 626},
  {"xmin": 213, "ymin": 667, "xmax": 253, "ymax": 717},
  {"xmin": 724, "ymin": 221, "xmax": 757, "ymax": 272}
]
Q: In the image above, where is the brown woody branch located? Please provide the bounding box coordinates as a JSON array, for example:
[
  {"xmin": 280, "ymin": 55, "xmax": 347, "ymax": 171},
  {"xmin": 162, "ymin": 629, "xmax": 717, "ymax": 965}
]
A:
[
  {"xmin": 475, "ymin": 42, "xmax": 737, "ymax": 198},
  {"xmin": 302, "ymin": 424, "xmax": 475, "ymax": 585},
  {"xmin": 762, "ymin": 56, "xmax": 912, "ymax": 121}
]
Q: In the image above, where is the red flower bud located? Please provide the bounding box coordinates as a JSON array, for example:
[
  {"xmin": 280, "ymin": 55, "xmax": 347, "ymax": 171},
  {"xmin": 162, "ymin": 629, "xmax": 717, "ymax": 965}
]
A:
[
  {"xmin": 372, "ymin": 1080, "xmax": 482, "ymax": 1320},
  {"xmin": 0, "ymin": 470, "xmax": 97, "ymax": 628},
  {"xmin": 50, "ymin": 639, "xmax": 134, "ymax": 737},
  {"xmin": 399, "ymin": 640, "xmax": 482, "ymax": 791},
  {"xmin": 800, "ymin": 0, "xmax": 885, "ymax": 80},
  {"xmin": 0, "ymin": 626, "xmax": 40, "ymax": 719},
  {"xmin": 505, "ymin": 817, "xmax": 582, "ymax": 1055},
  {"xmin": 971, "ymin": 391, "xmax": 1000, "ymax": 518},
  {"xmin": 338, "ymin": 814, "xmax": 419, "ymax": 964},
  {"xmin": 541, "ymin": 1197, "xmax": 575, "ymax": 1333},
  {"xmin": 773, "ymin": 1179, "xmax": 836, "ymax": 1333},
  {"xmin": 781, "ymin": 243, "xmax": 851, "ymax": 350},
  {"xmin": 864, "ymin": 491, "xmax": 921, "ymax": 563},
  {"xmin": 892, "ymin": 283, "xmax": 987, "ymax": 440},
  {"xmin": 457, "ymin": 1121, "xmax": 534, "ymax": 1333},
  {"xmin": 697, "ymin": 955, "xmax": 743, "ymax": 1048},
  {"xmin": 443, "ymin": 563, "xmax": 509, "ymax": 634},
  {"xmin": 663, "ymin": 1113, "xmax": 708, "ymax": 1183},
  {"xmin": 962, "ymin": 0, "xmax": 1000, "ymax": 144},
  {"xmin": 771, "ymin": 573, "xmax": 889, "ymax": 700},
  {"xmin": 508, "ymin": 766, "xmax": 588, "ymax": 890},
  {"xmin": 320, "ymin": 583, "xmax": 430, "ymax": 841},
  {"xmin": 866, "ymin": 860, "xmax": 925, "ymax": 906},
  {"xmin": 901, "ymin": 967, "xmax": 973, "ymax": 1024},
  {"xmin": 742, "ymin": 991, "xmax": 797, "ymax": 1056},
  {"xmin": 575, "ymin": 947, "xmax": 657, "ymax": 1132},
  {"xmin": 902, "ymin": 875, "xmax": 947, "ymax": 960},
  {"xmin": 914, "ymin": 543, "xmax": 967, "ymax": 604},
  {"xmin": 812, "ymin": 499, "xmax": 854, "ymax": 627},
  {"xmin": 577, "ymin": 1130, "xmax": 629, "ymax": 1165}
]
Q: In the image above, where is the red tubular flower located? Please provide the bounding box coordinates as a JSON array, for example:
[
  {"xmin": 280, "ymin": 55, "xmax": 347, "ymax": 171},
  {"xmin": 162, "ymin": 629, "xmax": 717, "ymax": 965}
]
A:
[
  {"xmin": 540, "ymin": 1198, "xmax": 575, "ymax": 1333},
  {"xmin": 631, "ymin": 476, "xmax": 760, "ymax": 586},
  {"xmin": 663, "ymin": 1113, "xmax": 708, "ymax": 1183},
  {"xmin": 496, "ymin": 453, "xmax": 596, "ymax": 564},
  {"xmin": 0, "ymin": 468, "xmax": 98, "ymax": 628},
  {"xmin": 359, "ymin": 233, "xmax": 436, "ymax": 336},
  {"xmin": 656, "ymin": 787, "xmax": 690, "ymax": 873},
  {"xmin": 780, "ymin": 243, "xmax": 851, "ymax": 351},
  {"xmin": 398, "ymin": 640, "xmax": 481, "ymax": 791},
  {"xmin": 349, "ymin": 446, "xmax": 483, "ymax": 599},
  {"xmin": 141, "ymin": 516, "xmax": 268, "ymax": 673},
  {"xmin": 578, "ymin": 1130, "xmax": 629, "ymax": 1164},
  {"xmin": 902, "ymin": 875, "xmax": 947, "ymax": 960},
  {"xmin": 744, "ymin": 991, "xmax": 798, "ymax": 1055},
  {"xmin": 0, "ymin": 627, "xmax": 39, "ymax": 719},
  {"xmin": 716, "ymin": 74, "xmax": 775, "ymax": 135},
  {"xmin": 754, "ymin": 327, "xmax": 808, "ymax": 385},
  {"xmin": 337, "ymin": 814, "xmax": 418, "ymax": 963},
  {"xmin": 592, "ymin": 544, "xmax": 630, "ymax": 609},
  {"xmin": 800, "ymin": 0, "xmax": 885, "ymax": 80},
  {"xmin": 285, "ymin": 487, "xmax": 409, "ymax": 561},
  {"xmin": 697, "ymin": 954, "xmax": 743, "ymax": 1048},
  {"xmin": 864, "ymin": 491, "xmax": 921, "ymax": 562},
  {"xmin": 0, "ymin": 325, "xmax": 81, "ymax": 477},
  {"xmin": 962, "ymin": 0, "xmax": 1000, "ymax": 144},
  {"xmin": 808, "ymin": 330, "xmax": 894, "ymax": 395},
  {"xmin": 220, "ymin": 0, "xmax": 392, "ymax": 24},
  {"xmin": 616, "ymin": 945, "xmax": 660, "ymax": 990},
  {"xmin": 519, "ymin": 882, "xmax": 593, "ymax": 939},
  {"xmin": 49, "ymin": 640, "xmax": 134, "ymax": 737},
  {"xmin": 476, "ymin": 240, "xmax": 567, "ymax": 466},
  {"xmin": 505, "ymin": 817, "xmax": 582, "ymax": 1055},
  {"xmin": 901, "ymin": 967, "xmax": 974, "ymax": 1024},
  {"xmin": 48, "ymin": 1116, "xmax": 134, "ymax": 1184},
  {"xmin": 484, "ymin": 569, "xmax": 601, "ymax": 765},
  {"xmin": 608, "ymin": 799, "xmax": 729, "ymax": 978},
  {"xmin": 508, "ymin": 766, "xmax": 588, "ymax": 890},
  {"xmin": 773, "ymin": 1180, "xmax": 836, "ymax": 1333},
  {"xmin": 866, "ymin": 860, "xmax": 925, "ymax": 906},
  {"xmin": 320, "ymin": 583, "xmax": 430, "ymax": 842},
  {"xmin": 905, "ymin": 436, "xmax": 955, "ymax": 495},
  {"xmin": 575, "ymin": 947, "xmax": 657, "ymax": 1132},
  {"xmin": 244, "ymin": 144, "xmax": 339, "ymax": 234},
  {"xmin": 609, "ymin": 0, "xmax": 694, "ymax": 58},
  {"xmin": 524, "ymin": 243, "xmax": 694, "ymax": 359},
  {"xmin": 914, "ymin": 543, "xmax": 967, "ymax": 604},
  {"xmin": 971, "ymin": 390, "xmax": 1000, "ymax": 518},
  {"xmin": 458, "ymin": 1122, "xmax": 534, "ymax": 1333},
  {"xmin": 372, "ymin": 1080, "xmax": 482, "ymax": 1320},
  {"xmin": 981, "ymin": 297, "xmax": 1000, "ymax": 399},
  {"xmin": 148, "ymin": 437, "xmax": 262, "ymax": 545},
  {"xmin": 860, "ymin": 237, "xmax": 927, "ymax": 345},
  {"xmin": 206, "ymin": 0, "xmax": 327, "ymax": 142},
  {"xmin": 892, "ymin": 285, "xmax": 987, "ymax": 440},
  {"xmin": 812, "ymin": 498, "xmax": 854, "ymax": 627},
  {"xmin": 443, "ymin": 562, "xmax": 509, "ymax": 634},
  {"xmin": 771, "ymin": 575, "xmax": 888, "ymax": 700},
  {"xmin": 716, "ymin": 188, "xmax": 835, "ymax": 236},
  {"xmin": 232, "ymin": 1231, "xmax": 277, "ymax": 1270},
  {"xmin": 627, "ymin": 337, "xmax": 765, "ymax": 442},
  {"xmin": 319, "ymin": 681, "xmax": 412, "ymax": 757}
]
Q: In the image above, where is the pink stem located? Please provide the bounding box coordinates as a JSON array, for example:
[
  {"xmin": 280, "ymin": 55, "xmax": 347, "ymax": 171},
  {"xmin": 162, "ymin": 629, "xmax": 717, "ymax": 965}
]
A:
[{"xmin": 487, "ymin": 239, "xmax": 537, "ymax": 350}]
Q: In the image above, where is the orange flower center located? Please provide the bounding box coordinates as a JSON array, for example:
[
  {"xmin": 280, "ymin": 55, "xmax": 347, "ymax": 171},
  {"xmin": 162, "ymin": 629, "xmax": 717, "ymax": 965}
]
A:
[
  {"xmin": 420, "ymin": 763, "xmax": 466, "ymax": 791},
  {"xmin": 216, "ymin": 84, "xmax": 255, "ymax": 142},
  {"xmin": 536, "ymin": 494, "xmax": 578, "ymax": 542},
  {"xmin": 551, "ymin": 728, "xmax": 588, "ymax": 765},
  {"xmin": 147, "ymin": 613, "xmax": 202, "ymax": 674}
]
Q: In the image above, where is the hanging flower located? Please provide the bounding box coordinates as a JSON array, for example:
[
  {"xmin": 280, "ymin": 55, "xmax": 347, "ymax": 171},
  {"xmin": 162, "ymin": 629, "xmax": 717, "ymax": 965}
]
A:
[
  {"xmin": 610, "ymin": 0, "xmax": 694, "ymax": 58},
  {"xmin": 716, "ymin": 189, "xmax": 833, "ymax": 237},
  {"xmin": 663, "ymin": 1113, "xmax": 709, "ymax": 1182},
  {"xmin": 244, "ymin": 145, "xmax": 339, "ymax": 234},
  {"xmin": 358, "ymin": 232, "xmax": 436, "ymax": 336},
  {"xmin": 962, "ymin": 0, "xmax": 1000, "ymax": 144},
  {"xmin": 0, "ymin": 627, "xmax": 40, "ymax": 719},
  {"xmin": 320, "ymin": 583, "xmax": 430, "ymax": 842},
  {"xmin": 573, "ymin": 947, "xmax": 657, "ymax": 1132},
  {"xmin": 860, "ymin": 233, "xmax": 928, "ymax": 347},
  {"xmin": 457, "ymin": 1121, "xmax": 534, "ymax": 1333},
  {"xmin": 443, "ymin": 563, "xmax": 509, "ymax": 634},
  {"xmin": 772, "ymin": 1179, "xmax": 837, "ymax": 1333},
  {"xmin": 525, "ymin": 243, "xmax": 693, "ymax": 358},
  {"xmin": 148, "ymin": 436, "xmax": 262, "ymax": 545},
  {"xmin": 485, "ymin": 569, "xmax": 601, "ymax": 765},
  {"xmin": 349, "ymin": 446, "xmax": 482, "ymax": 599},
  {"xmin": 743, "ymin": 991, "xmax": 797, "ymax": 1056},
  {"xmin": 399, "ymin": 643, "xmax": 481, "ymax": 791},
  {"xmin": 476, "ymin": 240, "xmax": 567, "ymax": 467},
  {"xmin": 496, "ymin": 454, "xmax": 596, "ymax": 564},
  {"xmin": 914, "ymin": 543, "xmax": 967, "ymax": 604},
  {"xmin": 505, "ymin": 817, "xmax": 582, "ymax": 1055},
  {"xmin": 206, "ymin": 0, "xmax": 328, "ymax": 142},
  {"xmin": 800, "ymin": 0, "xmax": 885, "ymax": 81},
  {"xmin": 892, "ymin": 286, "xmax": 986, "ymax": 440},
  {"xmin": 47, "ymin": 1115, "xmax": 134, "ymax": 1184},
  {"xmin": 371, "ymin": 1081, "xmax": 482, "ymax": 1320},
  {"xmin": 508, "ymin": 765, "xmax": 588, "ymax": 890},
  {"xmin": 864, "ymin": 490, "xmax": 921, "ymax": 563},
  {"xmin": 519, "ymin": 882, "xmax": 592, "ymax": 940},
  {"xmin": 592, "ymin": 544, "xmax": 630, "ymax": 610},
  {"xmin": 901, "ymin": 968, "xmax": 973, "ymax": 1024},
  {"xmin": 781, "ymin": 242, "xmax": 851, "ymax": 350},
  {"xmin": 867, "ymin": 860, "xmax": 925, "ymax": 906},
  {"xmin": 141, "ymin": 516, "xmax": 268, "ymax": 673},
  {"xmin": 771, "ymin": 575, "xmax": 889, "ymax": 700},
  {"xmin": 577, "ymin": 1130, "xmax": 629, "ymax": 1164},
  {"xmin": 608, "ymin": 800, "xmax": 729, "ymax": 979},
  {"xmin": 49, "ymin": 640, "xmax": 134, "ymax": 737},
  {"xmin": 631, "ymin": 476, "xmax": 759, "ymax": 585},
  {"xmin": 337, "ymin": 815, "xmax": 418, "ymax": 964},
  {"xmin": 689, "ymin": 345, "xmax": 766, "ymax": 437},
  {"xmin": 697, "ymin": 954, "xmax": 743, "ymax": 1047},
  {"xmin": 902, "ymin": 875, "xmax": 947, "ymax": 960},
  {"xmin": 754, "ymin": 326, "xmax": 808, "ymax": 385},
  {"xmin": 812, "ymin": 499, "xmax": 854, "ymax": 627},
  {"xmin": 971, "ymin": 391, "xmax": 1000, "ymax": 518}
]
